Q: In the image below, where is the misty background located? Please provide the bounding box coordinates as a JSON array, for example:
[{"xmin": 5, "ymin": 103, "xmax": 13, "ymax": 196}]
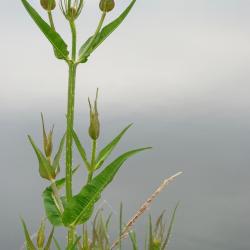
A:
[{"xmin": 1, "ymin": 0, "xmax": 250, "ymax": 249}]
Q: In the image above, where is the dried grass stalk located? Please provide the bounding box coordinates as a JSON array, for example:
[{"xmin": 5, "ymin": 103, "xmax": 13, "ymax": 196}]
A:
[{"xmin": 111, "ymin": 171, "xmax": 183, "ymax": 249}]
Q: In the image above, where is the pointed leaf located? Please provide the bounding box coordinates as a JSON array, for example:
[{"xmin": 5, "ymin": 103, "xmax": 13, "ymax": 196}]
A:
[
  {"xmin": 28, "ymin": 135, "xmax": 55, "ymax": 180},
  {"xmin": 96, "ymin": 124, "xmax": 132, "ymax": 170},
  {"xmin": 62, "ymin": 147, "xmax": 151, "ymax": 227},
  {"xmin": 52, "ymin": 134, "xmax": 66, "ymax": 173},
  {"xmin": 21, "ymin": 218, "xmax": 36, "ymax": 250},
  {"xmin": 21, "ymin": 0, "xmax": 69, "ymax": 59},
  {"xmin": 53, "ymin": 237, "xmax": 61, "ymax": 250},
  {"xmin": 162, "ymin": 203, "xmax": 179, "ymax": 250},
  {"xmin": 72, "ymin": 130, "xmax": 90, "ymax": 169},
  {"xmin": 44, "ymin": 227, "xmax": 54, "ymax": 250},
  {"xmin": 78, "ymin": 0, "xmax": 136, "ymax": 62},
  {"xmin": 43, "ymin": 167, "xmax": 79, "ymax": 226},
  {"xmin": 129, "ymin": 231, "xmax": 139, "ymax": 250}
]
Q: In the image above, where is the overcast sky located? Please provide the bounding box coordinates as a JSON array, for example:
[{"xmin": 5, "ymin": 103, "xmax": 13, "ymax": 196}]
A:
[{"xmin": 1, "ymin": 0, "xmax": 250, "ymax": 249}]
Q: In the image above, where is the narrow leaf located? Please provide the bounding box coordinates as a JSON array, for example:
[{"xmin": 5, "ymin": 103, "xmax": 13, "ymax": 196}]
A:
[
  {"xmin": 72, "ymin": 130, "xmax": 90, "ymax": 169},
  {"xmin": 129, "ymin": 231, "xmax": 139, "ymax": 250},
  {"xmin": 62, "ymin": 147, "xmax": 151, "ymax": 227},
  {"xmin": 78, "ymin": 0, "xmax": 136, "ymax": 62},
  {"xmin": 21, "ymin": 218, "xmax": 36, "ymax": 250},
  {"xmin": 149, "ymin": 215, "xmax": 154, "ymax": 250},
  {"xmin": 21, "ymin": 0, "xmax": 69, "ymax": 59},
  {"xmin": 52, "ymin": 134, "xmax": 66, "ymax": 173},
  {"xmin": 96, "ymin": 124, "xmax": 132, "ymax": 169},
  {"xmin": 162, "ymin": 203, "xmax": 179, "ymax": 250},
  {"xmin": 28, "ymin": 135, "xmax": 54, "ymax": 180},
  {"xmin": 53, "ymin": 237, "xmax": 61, "ymax": 250},
  {"xmin": 44, "ymin": 227, "xmax": 55, "ymax": 250}
]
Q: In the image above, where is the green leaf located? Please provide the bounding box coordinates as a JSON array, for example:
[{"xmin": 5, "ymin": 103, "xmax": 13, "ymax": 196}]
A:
[
  {"xmin": 162, "ymin": 203, "xmax": 179, "ymax": 250},
  {"xmin": 42, "ymin": 183, "xmax": 64, "ymax": 226},
  {"xmin": 43, "ymin": 167, "xmax": 79, "ymax": 226},
  {"xmin": 28, "ymin": 135, "xmax": 55, "ymax": 180},
  {"xmin": 52, "ymin": 134, "xmax": 66, "ymax": 173},
  {"xmin": 62, "ymin": 147, "xmax": 151, "ymax": 227},
  {"xmin": 72, "ymin": 130, "xmax": 90, "ymax": 170},
  {"xmin": 44, "ymin": 227, "xmax": 54, "ymax": 250},
  {"xmin": 53, "ymin": 237, "xmax": 61, "ymax": 250},
  {"xmin": 21, "ymin": 0, "xmax": 69, "ymax": 59},
  {"xmin": 129, "ymin": 231, "xmax": 139, "ymax": 250},
  {"xmin": 21, "ymin": 218, "xmax": 36, "ymax": 250},
  {"xmin": 149, "ymin": 215, "xmax": 153, "ymax": 250},
  {"xmin": 78, "ymin": 0, "xmax": 136, "ymax": 62},
  {"xmin": 96, "ymin": 124, "xmax": 132, "ymax": 170}
]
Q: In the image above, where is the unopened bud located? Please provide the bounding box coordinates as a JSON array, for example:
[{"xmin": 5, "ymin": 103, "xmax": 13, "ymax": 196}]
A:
[
  {"xmin": 88, "ymin": 89, "xmax": 100, "ymax": 140},
  {"xmin": 40, "ymin": 0, "xmax": 56, "ymax": 11},
  {"xmin": 68, "ymin": 7, "xmax": 78, "ymax": 19},
  {"xmin": 41, "ymin": 113, "xmax": 54, "ymax": 158},
  {"xmin": 153, "ymin": 239, "xmax": 161, "ymax": 249},
  {"xmin": 99, "ymin": 0, "xmax": 115, "ymax": 12},
  {"xmin": 37, "ymin": 220, "xmax": 46, "ymax": 248}
]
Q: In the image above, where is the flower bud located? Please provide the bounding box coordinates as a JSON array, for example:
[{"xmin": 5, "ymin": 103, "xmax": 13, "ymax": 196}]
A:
[
  {"xmin": 69, "ymin": 7, "xmax": 78, "ymax": 19},
  {"xmin": 41, "ymin": 113, "xmax": 54, "ymax": 158},
  {"xmin": 88, "ymin": 89, "xmax": 100, "ymax": 140},
  {"xmin": 153, "ymin": 239, "xmax": 161, "ymax": 249},
  {"xmin": 37, "ymin": 220, "xmax": 46, "ymax": 248},
  {"xmin": 99, "ymin": 0, "xmax": 115, "ymax": 12},
  {"xmin": 40, "ymin": 0, "xmax": 56, "ymax": 11}
]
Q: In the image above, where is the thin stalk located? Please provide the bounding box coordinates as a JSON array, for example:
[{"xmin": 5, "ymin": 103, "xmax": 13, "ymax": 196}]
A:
[
  {"xmin": 50, "ymin": 180, "xmax": 64, "ymax": 214},
  {"xmin": 48, "ymin": 11, "xmax": 55, "ymax": 30},
  {"xmin": 88, "ymin": 139, "xmax": 97, "ymax": 183},
  {"xmin": 66, "ymin": 62, "xmax": 76, "ymax": 201},
  {"xmin": 66, "ymin": 19, "xmax": 77, "ymax": 248},
  {"xmin": 78, "ymin": 12, "xmax": 106, "ymax": 63},
  {"xmin": 70, "ymin": 21, "xmax": 77, "ymax": 61}
]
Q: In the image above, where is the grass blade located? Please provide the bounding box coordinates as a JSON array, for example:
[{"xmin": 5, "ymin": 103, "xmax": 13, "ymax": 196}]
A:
[{"xmin": 161, "ymin": 203, "xmax": 179, "ymax": 250}]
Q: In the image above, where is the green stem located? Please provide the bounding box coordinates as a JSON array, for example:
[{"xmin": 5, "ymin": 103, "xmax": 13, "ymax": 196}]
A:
[
  {"xmin": 50, "ymin": 180, "xmax": 64, "ymax": 214},
  {"xmin": 87, "ymin": 172, "xmax": 93, "ymax": 183},
  {"xmin": 66, "ymin": 62, "xmax": 76, "ymax": 201},
  {"xmin": 48, "ymin": 11, "xmax": 55, "ymax": 30},
  {"xmin": 88, "ymin": 139, "xmax": 97, "ymax": 183},
  {"xmin": 70, "ymin": 21, "xmax": 77, "ymax": 61},
  {"xmin": 66, "ymin": 20, "xmax": 77, "ymax": 248}
]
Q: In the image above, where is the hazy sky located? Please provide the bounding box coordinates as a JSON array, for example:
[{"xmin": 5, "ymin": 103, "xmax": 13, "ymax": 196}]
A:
[{"xmin": 1, "ymin": 0, "xmax": 250, "ymax": 249}]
